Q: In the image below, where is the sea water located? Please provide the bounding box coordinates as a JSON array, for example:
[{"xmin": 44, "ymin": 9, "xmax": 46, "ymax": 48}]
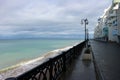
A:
[{"xmin": 0, "ymin": 39, "xmax": 82, "ymax": 70}]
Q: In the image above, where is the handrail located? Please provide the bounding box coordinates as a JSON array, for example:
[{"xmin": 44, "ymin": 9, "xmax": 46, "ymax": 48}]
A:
[{"xmin": 5, "ymin": 41, "xmax": 86, "ymax": 80}]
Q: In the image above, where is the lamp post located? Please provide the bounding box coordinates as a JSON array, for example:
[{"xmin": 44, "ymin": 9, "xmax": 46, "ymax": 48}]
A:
[
  {"xmin": 86, "ymin": 29, "xmax": 89, "ymax": 41},
  {"xmin": 86, "ymin": 29, "xmax": 89, "ymax": 46},
  {"xmin": 81, "ymin": 18, "xmax": 89, "ymax": 41}
]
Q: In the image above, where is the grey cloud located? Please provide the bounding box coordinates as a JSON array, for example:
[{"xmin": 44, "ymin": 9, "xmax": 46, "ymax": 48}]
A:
[{"xmin": 0, "ymin": 0, "xmax": 112, "ymax": 39}]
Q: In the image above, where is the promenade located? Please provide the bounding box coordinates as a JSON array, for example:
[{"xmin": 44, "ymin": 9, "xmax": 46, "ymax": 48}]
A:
[
  {"xmin": 91, "ymin": 40, "xmax": 120, "ymax": 80},
  {"xmin": 58, "ymin": 40, "xmax": 120, "ymax": 80},
  {"xmin": 58, "ymin": 48, "xmax": 96, "ymax": 80}
]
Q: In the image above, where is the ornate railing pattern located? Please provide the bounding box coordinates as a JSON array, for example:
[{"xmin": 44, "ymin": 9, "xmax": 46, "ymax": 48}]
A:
[{"xmin": 6, "ymin": 41, "xmax": 86, "ymax": 80}]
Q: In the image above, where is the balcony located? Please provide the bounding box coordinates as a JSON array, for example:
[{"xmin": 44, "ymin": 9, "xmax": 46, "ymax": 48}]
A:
[
  {"xmin": 107, "ymin": 17, "xmax": 117, "ymax": 25},
  {"xmin": 109, "ymin": 11, "xmax": 116, "ymax": 17},
  {"xmin": 112, "ymin": 21, "xmax": 117, "ymax": 26},
  {"xmin": 107, "ymin": 19, "xmax": 112, "ymax": 24}
]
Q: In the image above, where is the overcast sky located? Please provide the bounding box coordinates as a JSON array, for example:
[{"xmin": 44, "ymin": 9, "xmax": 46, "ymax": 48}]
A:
[{"xmin": 0, "ymin": 0, "xmax": 112, "ymax": 39}]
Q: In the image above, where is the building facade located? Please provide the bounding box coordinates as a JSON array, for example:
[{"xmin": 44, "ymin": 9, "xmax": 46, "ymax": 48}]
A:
[{"xmin": 94, "ymin": 0, "xmax": 120, "ymax": 43}]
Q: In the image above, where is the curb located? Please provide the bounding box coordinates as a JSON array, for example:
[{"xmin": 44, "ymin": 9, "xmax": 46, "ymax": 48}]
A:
[{"xmin": 91, "ymin": 46, "xmax": 104, "ymax": 80}]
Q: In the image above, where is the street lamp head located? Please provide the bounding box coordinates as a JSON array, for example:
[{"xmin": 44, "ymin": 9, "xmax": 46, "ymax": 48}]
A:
[
  {"xmin": 85, "ymin": 18, "xmax": 89, "ymax": 25},
  {"xmin": 81, "ymin": 18, "xmax": 89, "ymax": 25}
]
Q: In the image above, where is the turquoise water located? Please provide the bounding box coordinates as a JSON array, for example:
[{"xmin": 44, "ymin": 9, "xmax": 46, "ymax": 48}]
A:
[{"xmin": 0, "ymin": 39, "xmax": 82, "ymax": 70}]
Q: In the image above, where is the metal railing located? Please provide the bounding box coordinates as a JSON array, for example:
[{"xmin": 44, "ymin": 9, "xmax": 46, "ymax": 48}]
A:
[{"xmin": 6, "ymin": 41, "xmax": 86, "ymax": 80}]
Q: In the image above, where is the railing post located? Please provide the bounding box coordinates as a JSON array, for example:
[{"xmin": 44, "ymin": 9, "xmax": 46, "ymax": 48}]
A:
[
  {"xmin": 63, "ymin": 52, "xmax": 66, "ymax": 72},
  {"xmin": 70, "ymin": 49, "xmax": 73, "ymax": 64},
  {"xmin": 5, "ymin": 77, "xmax": 17, "ymax": 80},
  {"xmin": 73, "ymin": 47, "xmax": 76, "ymax": 58},
  {"xmin": 49, "ymin": 58, "xmax": 53, "ymax": 80}
]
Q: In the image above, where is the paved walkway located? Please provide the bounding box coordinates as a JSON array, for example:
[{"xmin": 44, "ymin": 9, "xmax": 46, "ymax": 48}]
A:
[
  {"xmin": 90, "ymin": 40, "xmax": 120, "ymax": 80},
  {"xmin": 58, "ymin": 48, "xmax": 96, "ymax": 80}
]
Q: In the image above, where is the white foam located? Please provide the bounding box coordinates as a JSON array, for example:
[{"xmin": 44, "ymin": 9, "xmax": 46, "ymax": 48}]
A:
[{"xmin": 20, "ymin": 56, "xmax": 44, "ymax": 66}]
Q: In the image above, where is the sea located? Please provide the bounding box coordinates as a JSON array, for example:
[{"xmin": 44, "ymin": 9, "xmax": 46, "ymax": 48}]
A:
[{"xmin": 0, "ymin": 39, "xmax": 82, "ymax": 70}]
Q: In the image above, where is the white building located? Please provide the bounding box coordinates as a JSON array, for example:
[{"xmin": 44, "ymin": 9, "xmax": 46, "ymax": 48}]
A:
[
  {"xmin": 94, "ymin": 0, "xmax": 120, "ymax": 43},
  {"xmin": 107, "ymin": 4, "xmax": 118, "ymax": 42},
  {"xmin": 94, "ymin": 18, "xmax": 103, "ymax": 39}
]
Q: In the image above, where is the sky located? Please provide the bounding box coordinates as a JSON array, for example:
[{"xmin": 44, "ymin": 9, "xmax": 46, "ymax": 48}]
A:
[{"xmin": 0, "ymin": 0, "xmax": 112, "ymax": 39}]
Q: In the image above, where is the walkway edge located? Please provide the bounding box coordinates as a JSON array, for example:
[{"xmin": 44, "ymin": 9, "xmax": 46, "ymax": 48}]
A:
[{"xmin": 91, "ymin": 46, "xmax": 104, "ymax": 80}]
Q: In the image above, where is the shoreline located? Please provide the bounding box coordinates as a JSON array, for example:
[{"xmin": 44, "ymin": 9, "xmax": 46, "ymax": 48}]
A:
[{"xmin": 0, "ymin": 46, "xmax": 73, "ymax": 80}]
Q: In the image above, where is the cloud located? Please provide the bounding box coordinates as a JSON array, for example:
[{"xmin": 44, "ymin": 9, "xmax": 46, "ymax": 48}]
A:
[{"xmin": 0, "ymin": 0, "xmax": 112, "ymax": 39}]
